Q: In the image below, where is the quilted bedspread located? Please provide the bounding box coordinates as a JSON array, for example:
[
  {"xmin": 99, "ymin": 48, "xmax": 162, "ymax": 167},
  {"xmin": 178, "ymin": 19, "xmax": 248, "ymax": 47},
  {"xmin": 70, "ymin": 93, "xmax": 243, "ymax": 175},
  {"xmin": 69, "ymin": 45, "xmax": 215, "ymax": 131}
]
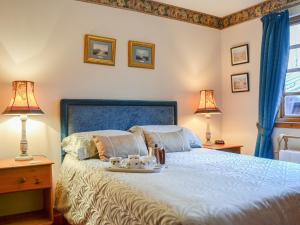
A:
[{"xmin": 55, "ymin": 149, "xmax": 300, "ymax": 225}]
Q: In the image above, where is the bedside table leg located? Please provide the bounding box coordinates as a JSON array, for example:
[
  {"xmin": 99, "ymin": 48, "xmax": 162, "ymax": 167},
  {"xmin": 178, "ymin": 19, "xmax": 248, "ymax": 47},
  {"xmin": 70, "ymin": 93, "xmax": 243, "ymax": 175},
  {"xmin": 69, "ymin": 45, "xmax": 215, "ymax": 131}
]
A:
[
  {"xmin": 43, "ymin": 166, "xmax": 53, "ymax": 221},
  {"xmin": 43, "ymin": 188, "xmax": 53, "ymax": 220}
]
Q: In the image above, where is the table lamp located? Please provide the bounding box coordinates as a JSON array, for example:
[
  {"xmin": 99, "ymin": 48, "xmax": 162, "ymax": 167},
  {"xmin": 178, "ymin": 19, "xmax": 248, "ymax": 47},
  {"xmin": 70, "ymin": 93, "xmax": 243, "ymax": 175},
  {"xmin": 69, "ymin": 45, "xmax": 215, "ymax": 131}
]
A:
[
  {"xmin": 2, "ymin": 81, "xmax": 44, "ymax": 161},
  {"xmin": 195, "ymin": 90, "xmax": 221, "ymax": 145}
]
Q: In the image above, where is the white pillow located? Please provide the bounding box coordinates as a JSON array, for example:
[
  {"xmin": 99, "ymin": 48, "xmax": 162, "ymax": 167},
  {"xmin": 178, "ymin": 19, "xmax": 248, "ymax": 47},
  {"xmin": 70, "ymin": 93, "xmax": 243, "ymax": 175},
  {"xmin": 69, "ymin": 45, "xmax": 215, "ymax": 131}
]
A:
[
  {"xmin": 129, "ymin": 125, "xmax": 202, "ymax": 148},
  {"xmin": 62, "ymin": 130, "xmax": 131, "ymax": 160}
]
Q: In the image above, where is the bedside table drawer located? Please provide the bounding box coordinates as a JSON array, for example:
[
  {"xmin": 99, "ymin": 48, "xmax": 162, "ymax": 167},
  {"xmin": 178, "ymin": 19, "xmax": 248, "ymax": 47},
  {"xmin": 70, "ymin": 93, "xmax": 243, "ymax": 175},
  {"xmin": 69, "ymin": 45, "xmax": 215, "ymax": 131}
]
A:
[
  {"xmin": 220, "ymin": 147, "xmax": 241, "ymax": 154},
  {"xmin": 0, "ymin": 165, "xmax": 51, "ymax": 194},
  {"xmin": 204, "ymin": 144, "xmax": 242, "ymax": 154}
]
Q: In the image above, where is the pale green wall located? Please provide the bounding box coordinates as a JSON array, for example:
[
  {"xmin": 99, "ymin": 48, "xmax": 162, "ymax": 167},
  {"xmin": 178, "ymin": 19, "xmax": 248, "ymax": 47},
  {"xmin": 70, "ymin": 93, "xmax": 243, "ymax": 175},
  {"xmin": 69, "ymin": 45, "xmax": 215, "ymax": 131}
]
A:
[{"xmin": 0, "ymin": 190, "xmax": 43, "ymax": 216}]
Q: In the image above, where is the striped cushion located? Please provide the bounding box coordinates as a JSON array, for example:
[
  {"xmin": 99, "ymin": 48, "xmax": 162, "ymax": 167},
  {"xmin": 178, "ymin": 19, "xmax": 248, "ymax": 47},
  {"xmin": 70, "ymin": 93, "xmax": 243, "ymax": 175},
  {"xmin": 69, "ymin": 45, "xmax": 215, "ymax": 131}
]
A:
[
  {"xmin": 93, "ymin": 133, "xmax": 148, "ymax": 161},
  {"xmin": 143, "ymin": 129, "xmax": 191, "ymax": 153}
]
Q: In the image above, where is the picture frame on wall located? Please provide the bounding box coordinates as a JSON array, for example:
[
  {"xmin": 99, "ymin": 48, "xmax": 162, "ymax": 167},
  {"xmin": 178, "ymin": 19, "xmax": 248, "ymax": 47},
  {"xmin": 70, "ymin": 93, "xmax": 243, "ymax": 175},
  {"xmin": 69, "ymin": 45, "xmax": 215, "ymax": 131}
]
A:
[
  {"xmin": 231, "ymin": 73, "xmax": 250, "ymax": 93},
  {"xmin": 230, "ymin": 44, "xmax": 249, "ymax": 66},
  {"xmin": 128, "ymin": 41, "xmax": 155, "ymax": 69},
  {"xmin": 84, "ymin": 34, "xmax": 116, "ymax": 66}
]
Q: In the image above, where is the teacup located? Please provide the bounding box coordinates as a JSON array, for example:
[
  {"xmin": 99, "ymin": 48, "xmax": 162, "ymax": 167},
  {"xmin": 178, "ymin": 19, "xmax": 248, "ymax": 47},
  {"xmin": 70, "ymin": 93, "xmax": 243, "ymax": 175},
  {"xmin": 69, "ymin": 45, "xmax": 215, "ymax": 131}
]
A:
[
  {"xmin": 141, "ymin": 156, "xmax": 156, "ymax": 169},
  {"xmin": 129, "ymin": 158, "xmax": 140, "ymax": 168},
  {"xmin": 128, "ymin": 155, "xmax": 140, "ymax": 160},
  {"xmin": 110, "ymin": 157, "xmax": 122, "ymax": 168}
]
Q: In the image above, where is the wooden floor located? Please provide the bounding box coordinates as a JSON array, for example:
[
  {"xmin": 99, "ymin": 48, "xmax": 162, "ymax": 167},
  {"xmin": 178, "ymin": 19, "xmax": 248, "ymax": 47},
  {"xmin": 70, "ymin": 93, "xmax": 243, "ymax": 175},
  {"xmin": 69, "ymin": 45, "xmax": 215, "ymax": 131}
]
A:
[
  {"xmin": 0, "ymin": 210, "xmax": 69, "ymax": 225},
  {"xmin": 0, "ymin": 211, "xmax": 52, "ymax": 225},
  {"xmin": 53, "ymin": 210, "xmax": 69, "ymax": 225}
]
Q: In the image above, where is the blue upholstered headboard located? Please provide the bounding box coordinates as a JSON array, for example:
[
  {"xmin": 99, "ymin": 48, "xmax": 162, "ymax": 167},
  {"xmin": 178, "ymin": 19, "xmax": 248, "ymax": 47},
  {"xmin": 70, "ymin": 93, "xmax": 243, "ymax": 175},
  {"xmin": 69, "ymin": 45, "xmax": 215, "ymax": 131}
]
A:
[{"xmin": 60, "ymin": 99, "xmax": 177, "ymax": 161}]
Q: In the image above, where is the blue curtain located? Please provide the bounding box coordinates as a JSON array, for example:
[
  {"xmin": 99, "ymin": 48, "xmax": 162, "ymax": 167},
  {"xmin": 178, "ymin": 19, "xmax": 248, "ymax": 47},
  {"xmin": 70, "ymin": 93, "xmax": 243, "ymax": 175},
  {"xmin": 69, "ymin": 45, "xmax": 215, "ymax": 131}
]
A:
[{"xmin": 255, "ymin": 10, "xmax": 290, "ymax": 159}]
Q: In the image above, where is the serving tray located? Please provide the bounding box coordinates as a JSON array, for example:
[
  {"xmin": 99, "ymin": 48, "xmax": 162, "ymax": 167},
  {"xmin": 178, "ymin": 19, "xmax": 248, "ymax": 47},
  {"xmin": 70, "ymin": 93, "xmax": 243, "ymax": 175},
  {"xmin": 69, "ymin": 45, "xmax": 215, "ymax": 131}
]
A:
[{"xmin": 104, "ymin": 166, "xmax": 161, "ymax": 173}]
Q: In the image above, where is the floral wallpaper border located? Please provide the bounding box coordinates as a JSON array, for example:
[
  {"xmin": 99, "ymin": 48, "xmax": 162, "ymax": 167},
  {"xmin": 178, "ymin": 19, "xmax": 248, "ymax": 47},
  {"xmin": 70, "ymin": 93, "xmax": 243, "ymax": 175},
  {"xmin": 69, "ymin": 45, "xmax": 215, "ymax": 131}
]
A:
[
  {"xmin": 222, "ymin": 0, "xmax": 300, "ymax": 28},
  {"xmin": 77, "ymin": 0, "xmax": 300, "ymax": 29},
  {"xmin": 76, "ymin": 0, "xmax": 222, "ymax": 29}
]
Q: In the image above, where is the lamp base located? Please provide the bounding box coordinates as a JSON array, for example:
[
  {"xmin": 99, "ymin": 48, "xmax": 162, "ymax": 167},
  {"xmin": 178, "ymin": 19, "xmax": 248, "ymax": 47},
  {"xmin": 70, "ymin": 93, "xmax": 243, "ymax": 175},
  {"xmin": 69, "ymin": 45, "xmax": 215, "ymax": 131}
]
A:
[
  {"xmin": 15, "ymin": 115, "xmax": 33, "ymax": 161},
  {"xmin": 204, "ymin": 141, "xmax": 213, "ymax": 146},
  {"xmin": 15, "ymin": 154, "xmax": 33, "ymax": 161}
]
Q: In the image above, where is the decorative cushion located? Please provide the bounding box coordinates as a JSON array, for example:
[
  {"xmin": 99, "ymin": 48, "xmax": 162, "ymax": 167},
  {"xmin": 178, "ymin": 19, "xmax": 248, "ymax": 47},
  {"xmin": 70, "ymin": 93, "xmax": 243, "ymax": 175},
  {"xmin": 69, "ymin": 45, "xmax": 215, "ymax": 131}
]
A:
[
  {"xmin": 62, "ymin": 130, "xmax": 131, "ymax": 160},
  {"xmin": 129, "ymin": 125, "xmax": 202, "ymax": 148},
  {"xmin": 93, "ymin": 133, "xmax": 148, "ymax": 161},
  {"xmin": 143, "ymin": 129, "xmax": 191, "ymax": 153},
  {"xmin": 184, "ymin": 128, "xmax": 203, "ymax": 148}
]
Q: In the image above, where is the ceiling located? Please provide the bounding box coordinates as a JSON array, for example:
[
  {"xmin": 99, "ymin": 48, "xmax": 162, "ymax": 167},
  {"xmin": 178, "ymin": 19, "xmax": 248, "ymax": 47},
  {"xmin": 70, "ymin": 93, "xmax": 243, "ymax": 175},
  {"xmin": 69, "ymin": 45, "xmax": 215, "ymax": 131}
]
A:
[{"xmin": 157, "ymin": 0, "xmax": 266, "ymax": 17}]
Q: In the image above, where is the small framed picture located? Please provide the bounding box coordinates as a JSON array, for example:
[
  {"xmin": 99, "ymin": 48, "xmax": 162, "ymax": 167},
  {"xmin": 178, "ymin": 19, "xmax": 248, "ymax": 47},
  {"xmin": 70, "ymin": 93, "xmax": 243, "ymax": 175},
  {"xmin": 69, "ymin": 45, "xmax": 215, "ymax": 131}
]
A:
[
  {"xmin": 128, "ymin": 41, "xmax": 155, "ymax": 69},
  {"xmin": 231, "ymin": 73, "xmax": 250, "ymax": 93},
  {"xmin": 84, "ymin": 34, "xmax": 116, "ymax": 66},
  {"xmin": 231, "ymin": 44, "xmax": 249, "ymax": 66}
]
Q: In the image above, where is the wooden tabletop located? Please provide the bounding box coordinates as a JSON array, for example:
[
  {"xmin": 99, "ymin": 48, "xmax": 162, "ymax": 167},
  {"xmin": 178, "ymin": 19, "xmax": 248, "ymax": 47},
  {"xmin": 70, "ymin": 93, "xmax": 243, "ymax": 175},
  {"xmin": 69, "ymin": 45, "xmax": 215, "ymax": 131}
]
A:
[
  {"xmin": 203, "ymin": 144, "xmax": 243, "ymax": 150},
  {"xmin": 0, "ymin": 156, "xmax": 53, "ymax": 170}
]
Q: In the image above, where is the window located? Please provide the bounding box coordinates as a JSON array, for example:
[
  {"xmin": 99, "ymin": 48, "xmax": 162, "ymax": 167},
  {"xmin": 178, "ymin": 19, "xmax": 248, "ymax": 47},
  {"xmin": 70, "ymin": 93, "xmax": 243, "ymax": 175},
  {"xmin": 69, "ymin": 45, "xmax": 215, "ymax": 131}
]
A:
[{"xmin": 278, "ymin": 19, "xmax": 300, "ymax": 127}]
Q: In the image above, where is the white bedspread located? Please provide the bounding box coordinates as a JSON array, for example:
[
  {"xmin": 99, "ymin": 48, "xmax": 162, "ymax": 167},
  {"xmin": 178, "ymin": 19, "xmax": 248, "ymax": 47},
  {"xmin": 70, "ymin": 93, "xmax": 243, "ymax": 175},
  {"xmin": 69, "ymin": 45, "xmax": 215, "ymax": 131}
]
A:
[{"xmin": 55, "ymin": 148, "xmax": 300, "ymax": 225}]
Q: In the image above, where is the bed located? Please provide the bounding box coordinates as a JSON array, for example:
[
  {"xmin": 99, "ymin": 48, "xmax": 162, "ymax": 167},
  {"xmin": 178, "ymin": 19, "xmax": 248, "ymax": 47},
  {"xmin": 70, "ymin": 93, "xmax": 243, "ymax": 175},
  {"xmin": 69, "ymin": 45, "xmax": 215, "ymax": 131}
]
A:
[{"xmin": 55, "ymin": 99, "xmax": 300, "ymax": 225}]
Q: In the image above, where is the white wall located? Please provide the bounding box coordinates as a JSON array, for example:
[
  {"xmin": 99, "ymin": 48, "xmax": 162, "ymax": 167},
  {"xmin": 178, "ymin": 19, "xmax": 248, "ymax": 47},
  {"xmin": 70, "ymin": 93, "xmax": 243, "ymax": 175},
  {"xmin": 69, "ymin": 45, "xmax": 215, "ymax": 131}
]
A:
[
  {"xmin": 0, "ymin": 0, "xmax": 222, "ymax": 180},
  {"xmin": 221, "ymin": 19, "xmax": 262, "ymax": 154},
  {"xmin": 221, "ymin": 12, "xmax": 300, "ymax": 155}
]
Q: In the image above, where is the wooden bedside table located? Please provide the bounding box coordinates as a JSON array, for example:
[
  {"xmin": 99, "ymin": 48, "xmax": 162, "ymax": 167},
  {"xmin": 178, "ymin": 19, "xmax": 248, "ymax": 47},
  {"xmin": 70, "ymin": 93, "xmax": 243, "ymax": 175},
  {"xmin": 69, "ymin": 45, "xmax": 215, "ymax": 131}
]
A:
[
  {"xmin": 0, "ymin": 156, "xmax": 53, "ymax": 225},
  {"xmin": 203, "ymin": 144, "xmax": 243, "ymax": 154}
]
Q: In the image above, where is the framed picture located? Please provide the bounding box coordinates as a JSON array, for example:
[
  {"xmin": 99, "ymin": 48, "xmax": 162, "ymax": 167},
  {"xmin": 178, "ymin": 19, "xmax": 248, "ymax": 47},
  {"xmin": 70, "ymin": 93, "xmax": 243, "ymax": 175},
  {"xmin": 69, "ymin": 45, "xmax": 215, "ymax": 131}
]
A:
[
  {"xmin": 128, "ymin": 41, "xmax": 155, "ymax": 69},
  {"xmin": 84, "ymin": 34, "xmax": 116, "ymax": 66},
  {"xmin": 230, "ymin": 44, "xmax": 249, "ymax": 66},
  {"xmin": 231, "ymin": 73, "xmax": 250, "ymax": 93}
]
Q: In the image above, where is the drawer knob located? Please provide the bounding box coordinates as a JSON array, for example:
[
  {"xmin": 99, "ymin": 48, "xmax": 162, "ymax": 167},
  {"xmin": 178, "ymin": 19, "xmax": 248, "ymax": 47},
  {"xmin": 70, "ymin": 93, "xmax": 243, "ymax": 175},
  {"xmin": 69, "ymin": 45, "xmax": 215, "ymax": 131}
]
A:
[
  {"xmin": 35, "ymin": 179, "xmax": 41, "ymax": 184},
  {"xmin": 18, "ymin": 177, "xmax": 26, "ymax": 184}
]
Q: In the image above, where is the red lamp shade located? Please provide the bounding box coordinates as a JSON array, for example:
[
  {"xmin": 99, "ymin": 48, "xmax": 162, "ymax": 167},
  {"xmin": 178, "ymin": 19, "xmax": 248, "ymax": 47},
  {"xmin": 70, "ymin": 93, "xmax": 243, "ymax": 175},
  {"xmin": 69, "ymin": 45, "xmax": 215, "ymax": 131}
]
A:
[
  {"xmin": 195, "ymin": 90, "xmax": 221, "ymax": 114},
  {"xmin": 3, "ymin": 81, "xmax": 44, "ymax": 115}
]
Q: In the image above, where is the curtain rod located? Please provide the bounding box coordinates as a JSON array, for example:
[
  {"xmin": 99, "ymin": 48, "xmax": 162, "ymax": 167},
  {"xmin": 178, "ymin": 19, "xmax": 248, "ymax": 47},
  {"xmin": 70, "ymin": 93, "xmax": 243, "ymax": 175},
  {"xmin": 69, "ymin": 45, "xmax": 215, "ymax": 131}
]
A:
[
  {"xmin": 274, "ymin": 0, "xmax": 300, "ymax": 13},
  {"xmin": 265, "ymin": 1, "xmax": 300, "ymax": 23}
]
